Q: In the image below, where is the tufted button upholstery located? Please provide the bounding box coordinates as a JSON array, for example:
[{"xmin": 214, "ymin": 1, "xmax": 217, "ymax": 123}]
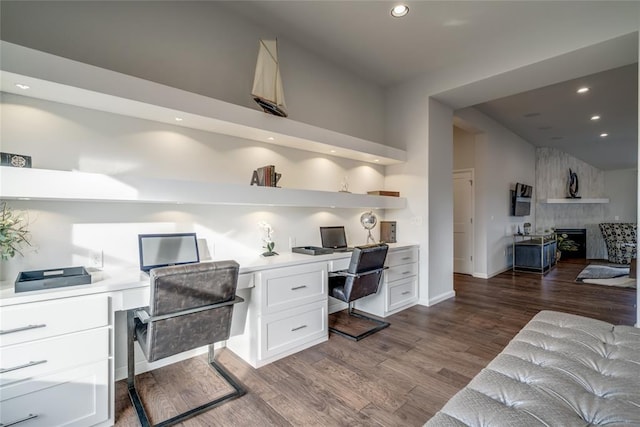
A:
[{"xmin": 426, "ymin": 311, "xmax": 640, "ymax": 426}]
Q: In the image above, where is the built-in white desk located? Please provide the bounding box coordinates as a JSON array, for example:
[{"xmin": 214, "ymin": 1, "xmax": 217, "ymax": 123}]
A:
[{"xmin": 0, "ymin": 243, "xmax": 418, "ymax": 427}]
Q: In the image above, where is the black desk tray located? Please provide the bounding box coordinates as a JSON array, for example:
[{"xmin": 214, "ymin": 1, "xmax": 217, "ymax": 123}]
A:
[
  {"xmin": 15, "ymin": 266, "xmax": 91, "ymax": 293},
  {"xmin": 292, "ymin": 246, "xmax": 334, "ymax": 256}
]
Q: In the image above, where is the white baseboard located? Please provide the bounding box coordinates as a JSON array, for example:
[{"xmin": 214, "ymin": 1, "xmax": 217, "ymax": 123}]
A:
[
  {"xmin": 427, "ymin": 290, "xmax": 456, "ymax": 306},
  {"xmin": 473, "ymin": 266, "xmax": 512, "ymax": 279},
  {"xmin": 473, "ymin": 272, "xmax": 489, "ymax": 279}
]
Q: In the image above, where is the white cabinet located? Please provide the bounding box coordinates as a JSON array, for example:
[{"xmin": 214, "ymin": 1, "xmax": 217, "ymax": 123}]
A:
[
  {"xmin": 227, "ymin": 262, "xmax": 328, "ymax": 368},
  {"xmin": 355, "ymin": 246, "xmax": 419, "ymax": 317},
  {"xmin": 0, "ymin": 295, "xmax": 111, "ymax": 427}
]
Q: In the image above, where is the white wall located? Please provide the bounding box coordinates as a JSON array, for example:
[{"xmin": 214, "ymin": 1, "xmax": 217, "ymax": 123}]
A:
[
  {"xmin": 428, "ymin": 99, "xmax": 454, "ymax": 302},
  {"xmin": 605, "ymin": 168, "xmax": 638, "ymax": 222},
  {"xmin": 454, "ymin": 107, "xmax": 536, "ymax": 278},
  {"xmin": 0, "ymin": 1, "xmax": 385, "ymax": 144},
  {"xmin": 0, "ymin": 94, "xmax": 386, "ymax": 282}
]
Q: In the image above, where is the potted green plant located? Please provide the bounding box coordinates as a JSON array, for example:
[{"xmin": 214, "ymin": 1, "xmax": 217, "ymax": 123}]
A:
[{"xmin": 0, "ymin": 202, "xmax": 31, "ymax": 260}]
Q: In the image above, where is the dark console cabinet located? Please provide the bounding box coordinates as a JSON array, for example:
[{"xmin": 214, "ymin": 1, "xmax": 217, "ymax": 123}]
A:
[{"xmin": 513, "ymin": 234, "xmax": 557, "ymax": 274}]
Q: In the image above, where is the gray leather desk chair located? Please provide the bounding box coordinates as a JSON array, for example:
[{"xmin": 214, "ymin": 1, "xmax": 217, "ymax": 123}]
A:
[
  {"xmin": 328, "ymin": 243, "xmax": 389, "ymax": 341},
  {"xmin": 127, "ymin": 261, "xmax": 245, "ymax": 427}
]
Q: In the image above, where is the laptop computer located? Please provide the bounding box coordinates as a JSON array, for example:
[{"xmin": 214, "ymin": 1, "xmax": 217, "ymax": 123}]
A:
[
  {"xmin": 138, "ymin": 233, "xmax": 200, "ymax": 273},
  {"xmin": 320, "ymin": 226, "xmax": 354, "ymax": 252}
]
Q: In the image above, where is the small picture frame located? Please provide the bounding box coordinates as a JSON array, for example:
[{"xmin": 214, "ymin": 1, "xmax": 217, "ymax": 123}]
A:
[{"xmin": 1, "ymin": 152, "xmax": 32, "ymax": 168}]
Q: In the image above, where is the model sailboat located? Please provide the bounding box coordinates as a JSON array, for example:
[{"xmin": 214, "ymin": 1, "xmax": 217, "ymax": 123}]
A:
[{"xmin": 251, "ymin": 39, "xmax": 287, "ymax": 117}]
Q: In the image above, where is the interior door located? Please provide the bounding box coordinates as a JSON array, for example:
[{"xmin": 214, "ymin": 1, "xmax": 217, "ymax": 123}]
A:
[{"xmin": 453, "ymin": 170, "xmax": 473, "ymax": 275}]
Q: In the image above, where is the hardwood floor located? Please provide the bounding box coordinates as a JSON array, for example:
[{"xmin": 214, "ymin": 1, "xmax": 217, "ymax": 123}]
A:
[{"xmin": 114, "ymin": 259, "xmax": 637, "ymax": 426}]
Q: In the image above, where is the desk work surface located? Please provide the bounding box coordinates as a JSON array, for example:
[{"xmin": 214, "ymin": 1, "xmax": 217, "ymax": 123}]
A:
[{"xmin": 0, "ymin": 243, "xmax": 417, "ymax": 307}]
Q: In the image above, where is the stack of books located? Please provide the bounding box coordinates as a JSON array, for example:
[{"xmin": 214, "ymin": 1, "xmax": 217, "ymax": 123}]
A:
[{"xmin": 252, "ymin": 165, "xmax": 281, "ymax": 187}]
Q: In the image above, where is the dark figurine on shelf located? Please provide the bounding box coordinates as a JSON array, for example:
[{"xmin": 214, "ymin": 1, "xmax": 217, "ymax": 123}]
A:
[{"xmin": 567, "ymin": 168, "xmax": 580, "ymax": 198}]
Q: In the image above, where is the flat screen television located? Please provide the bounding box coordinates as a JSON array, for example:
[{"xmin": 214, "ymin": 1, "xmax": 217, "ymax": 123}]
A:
[{"xmin": 511, "ymin": 183, "xmax": 532, "ymax": 216}]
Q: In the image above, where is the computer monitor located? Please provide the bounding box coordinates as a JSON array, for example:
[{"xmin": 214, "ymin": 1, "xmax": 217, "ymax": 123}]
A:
[
  {"xmin": 138, "ymin": 233, "xmax": 200, "ymax": 272},
  {"xmin": 320, "ymin": 226, "xmax": 349, "ymax": 250}
]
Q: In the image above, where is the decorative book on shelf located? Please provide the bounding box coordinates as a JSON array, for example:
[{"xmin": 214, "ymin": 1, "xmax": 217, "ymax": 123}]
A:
[
  {"xmin": 250, "ymin": 164, "xmax": 281, "ymax": 187},
  {"xmin": 367, "ymin": 190, "xmax": 400, "ymax": 197}
]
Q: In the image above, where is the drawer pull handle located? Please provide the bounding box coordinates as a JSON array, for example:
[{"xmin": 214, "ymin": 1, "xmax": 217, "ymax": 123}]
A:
[
  {"xmin": 401, "ymin": 257, "xmax": 411, "ymax": 261},
  {"xmin": 291, "ymin": 285, "xmax": 307, "ymax": 291},
  {"xmin": 401, "ymin": 291, "xmax": 411, "ymax": 295},
  {"xmin": 402, "ymin": 271, "xmax": 412, "ymax": 275},
  {"xmin": 1, "ymin": 413, "xmax": 39, "ymax": 426},
  {"xmin": 291, "ymin": 325, "xmax": 308, "ymax": 332},
  {"xmin": 0, "ymin": 324, "xmax": 46, "ymax": 335},
  {"xmin": 1, "ymin": 360, "xmax": 47, "ymax": 374}
]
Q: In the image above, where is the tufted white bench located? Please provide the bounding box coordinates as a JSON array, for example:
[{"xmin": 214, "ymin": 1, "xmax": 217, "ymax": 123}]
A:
[{"xmin": 425, "ymin": 310, "xmax": 640, "ymax": 426}]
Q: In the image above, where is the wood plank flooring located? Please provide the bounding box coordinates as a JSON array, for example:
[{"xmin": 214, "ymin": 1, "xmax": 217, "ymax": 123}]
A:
[{"xmin": 114, "ymin": 259, "xmax": 637, "ymax": 426}]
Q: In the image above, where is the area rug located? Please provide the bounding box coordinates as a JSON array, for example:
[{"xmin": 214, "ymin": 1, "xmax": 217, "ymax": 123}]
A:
[{"xmin": 575, "ymin": 264, "xmax": 636, "ymax": 288}]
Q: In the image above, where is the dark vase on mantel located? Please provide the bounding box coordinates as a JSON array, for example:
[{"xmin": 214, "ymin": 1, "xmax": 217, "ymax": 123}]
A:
[{"xmin": 567, "ymin": 168, "xmax": 581, "ymax": 199}]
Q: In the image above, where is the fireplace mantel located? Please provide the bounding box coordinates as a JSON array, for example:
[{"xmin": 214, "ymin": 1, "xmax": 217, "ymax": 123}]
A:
[{"xmin": 542, "ymin": 198, "xmax": 609, "ymax": 204}]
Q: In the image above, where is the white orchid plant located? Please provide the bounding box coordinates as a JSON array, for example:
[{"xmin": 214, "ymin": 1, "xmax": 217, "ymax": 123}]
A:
[{"xmin": 258, "ymin": 221, "xmax": 278, "ymax": 256}]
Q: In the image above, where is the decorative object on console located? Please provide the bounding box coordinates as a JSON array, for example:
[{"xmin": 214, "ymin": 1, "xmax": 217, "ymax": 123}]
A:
[
  {"xmin": 15, "ymin": 266, "xmax": 91, "ymax": 293},
  {"xmin": 367, "ymin": 190, "xmax": 400, "ymax": 197},
  {"xmin": 251, "ymin": 39, "xmax": 287, "ymax": 117},
  {"xmin": 339, "ymin": 176, "xmax": 350, "ymax": 193},
  {"xmin": 250, "ymin": 164, "xmax": 281, "ymax": 187},
  {"xmin": 523, "ymin": 222, "xmax": 531, "ymax": 235},
  {"xmin": 380, "ymin": 221, "xmax": 397, "ymax": 243},
  {"xmin": 0, "ymin": 202, "xmax": 32, "ymax": 260},
  {"xmin": 1, "ymin": 152, "xmax": 32, "ymax": 168},
  {"xmin": 567, "ymin": 168, "xmax": 580, "ymax": 198},
  {"xmin": 360, "ymin": 211, "xmax": 378, "ymax": 244},
  {"xmin": 258, "ymin": 221, "xmax": 278, "ymax": 256}
]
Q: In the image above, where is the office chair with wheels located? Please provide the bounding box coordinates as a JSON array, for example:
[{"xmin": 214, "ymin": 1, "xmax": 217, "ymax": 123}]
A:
[
  {"xmin": 328, "ymin": 243, "xmax": 389, "ymax": 341},
  {"xmin": 127, "ymin": 261, "xmax": 246, "ymax": 427}
]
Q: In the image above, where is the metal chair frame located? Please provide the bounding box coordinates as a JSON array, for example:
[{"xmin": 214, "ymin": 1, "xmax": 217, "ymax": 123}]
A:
[
  {"xmin": 126, "ymin": 296, "xmax": 246, "ymax": 427},
  {"xmin": 328, "ymin": 266, "xmax": 390, "ymax": 341}
]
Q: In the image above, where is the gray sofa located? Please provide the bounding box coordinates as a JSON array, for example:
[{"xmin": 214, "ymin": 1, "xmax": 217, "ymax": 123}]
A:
[{"xmin": 426, "ymin": 310, "xmax": 640, "ymax": 426}]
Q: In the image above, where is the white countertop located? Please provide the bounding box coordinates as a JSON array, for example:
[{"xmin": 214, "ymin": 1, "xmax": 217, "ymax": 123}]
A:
[{"xmin": 0, "ymin": 243, "xmax": 417, "ymax": 306}]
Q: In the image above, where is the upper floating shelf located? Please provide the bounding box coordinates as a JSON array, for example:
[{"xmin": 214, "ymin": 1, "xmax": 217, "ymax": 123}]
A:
[
  {"xmin": 0, "ymin": 167, "xmax": 407, "ymax": 210},
  {"xmin": 542, "ymin": 198, "xmax": 609, "ymax": 204},
  {"xmin": 0, "ymin": 41, "xmax": 406, "ymax": 166}
]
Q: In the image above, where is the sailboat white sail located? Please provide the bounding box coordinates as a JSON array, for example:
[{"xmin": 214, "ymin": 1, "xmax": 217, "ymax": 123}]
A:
[{"xmin": 251, "ymin": 39, "xmax": 287, "ymax": 117}]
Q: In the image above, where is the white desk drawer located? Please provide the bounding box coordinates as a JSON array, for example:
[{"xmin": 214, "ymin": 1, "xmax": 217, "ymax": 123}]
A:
[
  {"xmin": 386, "ymin": 262, "xmax": 418, "ymax": 283},
  {"xmin": 387, "ymin": 277, "xmax": 418, "ymax": 312},
  {"xmin": 260, "ymin": 265, "xmax": 326, "ymax": 314},
  {"xmin": 261, "ymin": 300, "xmax": 327, "ymax": 360},
  {"xmin": 386, "ymin": 248, "xmax": 418, "ymax": 267},
  {"xmin": 0, "ymin": 295, "xmax": 109, "ymax": 347},
  {"xmin": 0, "ymin": 327, "xmax": 109, "ymax": 387},
  {"xmin": 0, "ymin": 360, "xmax": 109, "ymax": 427}
]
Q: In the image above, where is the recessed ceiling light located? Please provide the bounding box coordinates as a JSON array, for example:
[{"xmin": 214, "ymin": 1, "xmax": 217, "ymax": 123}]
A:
[
  {"xmin": 15, "ymin": 83, "xmax": 30, "ymax": 90},
  {"xmin": 174, "ymin": 117, "xmax": 183, "ymax": 122},
  {"xmin": 267, "ymin": 136, "xmax": 275, "ymax": 141},
  {"xmin": 391, "ymin": 4, "xmax": 409, "ymax": 17},
  {"xmin": 590, "ymin": 115, "xmax": 600, "ymax": 121},
  {"xmin": 374, "ymin": 159, "xmax": 380, "ymax": 162},
  {"xmin": 600, "ymin": 133, "xmax": 608, "ymax": 137},
  {"xmin": 330, "ymin": 150, "xmax": 336, "ymax": 153},
  {"xmin": 577, "ymin": 87, "xmax": 590, "ymax": 94}
]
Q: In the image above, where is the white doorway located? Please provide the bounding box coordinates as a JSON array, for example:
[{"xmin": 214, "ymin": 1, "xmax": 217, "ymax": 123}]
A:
[{"xmin": 453, "ymin": 169, "xmax": 474, "ymax": 274}]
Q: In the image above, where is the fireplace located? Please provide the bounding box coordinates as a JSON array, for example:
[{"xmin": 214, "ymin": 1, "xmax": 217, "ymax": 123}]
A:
[{"xmin": 555, "ymin": 228, "xmax": 586, "ymax": 259}]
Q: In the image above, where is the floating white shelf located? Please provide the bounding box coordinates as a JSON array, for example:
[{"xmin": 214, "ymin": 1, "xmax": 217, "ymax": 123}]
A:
[
  {"xmin": 0, "ymin": 41, "xmax": 406, "ymax": 166},
  {"xmin": 0, "ymin": 167, "xmax": 406, "ymax": 210},
  {"xmin": 542, "ymin": 198, "xmax": 609, "ymax": 204}
]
